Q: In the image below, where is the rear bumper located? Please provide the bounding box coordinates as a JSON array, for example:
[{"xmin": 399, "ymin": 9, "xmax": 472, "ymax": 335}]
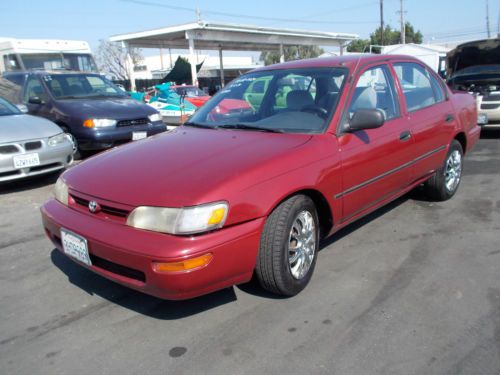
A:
[
  {"xmin": 467, "ymin": 124, "xmax": 481, "ymax": 153},
  {"xmin": 41, "ymin": 199, "xmax": 264, "ymax": 300}
]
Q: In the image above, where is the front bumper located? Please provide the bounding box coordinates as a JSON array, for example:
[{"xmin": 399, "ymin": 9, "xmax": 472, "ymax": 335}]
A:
[
  {"xmin": 76, "ymin": 121, "xmax": 167, "ymax": 150},
  {"xmin": 41, "ymin": 199, "xmax": 264, "ymax": 300},
  {"xmin": 0, "ymin": 140, "xmax": 73, "ymax": 182}
]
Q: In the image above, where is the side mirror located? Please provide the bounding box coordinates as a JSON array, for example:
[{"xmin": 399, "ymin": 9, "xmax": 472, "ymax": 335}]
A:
[
  {"xmin": 28, "ymin": 96, "xmax": 44, "ymax": 105},
  {"xmin": 16, "ymin": 104, "xmax": 28, "ymax": 113},
  {"xmin": 347, "ymin": 109, "xmax": 385, "ymax": 132}
]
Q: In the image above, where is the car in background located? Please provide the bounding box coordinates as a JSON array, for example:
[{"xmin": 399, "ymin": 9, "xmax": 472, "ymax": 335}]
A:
[
  {"xmin": 171, "ymin": 85, "xmax": 211, "ymax": 108},
  {"xmin": 2, "ymin": 71, "xmax": 166, "ymax": 154},
  {"xmin": 0, "ymin": 97, "xmax": 73, "ymax": 182},
  {"xmin": 447, "ymin": 38, "xmax": 500, "ymax": 128},
  {"xmin": 41, "ymin": 55, "xmax": 479, "ymax": 301}
]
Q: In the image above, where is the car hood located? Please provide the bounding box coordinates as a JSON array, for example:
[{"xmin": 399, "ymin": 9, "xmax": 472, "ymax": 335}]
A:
[
  {"xmin": 0, "ymin": 114, "xmax": 62, "ymax": 143},
  {"xmin": 56, "ymin": 97, "xmax": 157, "ymax": 119},
  {"xmin": 65, "ymin": 127, "xmax": 312, "ymax": 207}
]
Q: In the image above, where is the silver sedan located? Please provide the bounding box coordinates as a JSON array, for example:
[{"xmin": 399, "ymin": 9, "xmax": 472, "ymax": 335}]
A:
[{"xmin": 0, "ymin": 98, "xmax": 74, "ymax": 182}]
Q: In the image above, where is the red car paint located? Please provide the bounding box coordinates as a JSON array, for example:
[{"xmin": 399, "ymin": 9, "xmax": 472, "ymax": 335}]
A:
[
  {"xmin": 41, "ymin": 55, "xmax": 480, "ymax": 300},
  {"xmin": 170, "ymin": 85, "xmax": 211, "ymax": 108}
]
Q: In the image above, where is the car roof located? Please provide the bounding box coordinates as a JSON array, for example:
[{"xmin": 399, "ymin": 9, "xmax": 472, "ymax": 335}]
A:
[
  {"xmin": 4, "ymin": 70, "xmax": 99, "ymax": 76},
  {"xmin": 251, "ymin": 54, "xmax": 422, "ymax": 73}
]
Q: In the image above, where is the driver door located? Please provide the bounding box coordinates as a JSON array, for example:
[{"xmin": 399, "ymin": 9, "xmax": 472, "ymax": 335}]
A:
[{"xmin": 338, "ymin": 64, "xmax": 415, "ymax": 222}]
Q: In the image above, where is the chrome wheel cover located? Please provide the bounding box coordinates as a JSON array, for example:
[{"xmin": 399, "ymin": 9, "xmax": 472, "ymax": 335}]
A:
[
  {"xmin": 288, "ymin": 210, "xmax": 316, "ymax": 280},
  {"xmin": 444, "ymin": 150, "xmax": 462, "ymax": 193}
]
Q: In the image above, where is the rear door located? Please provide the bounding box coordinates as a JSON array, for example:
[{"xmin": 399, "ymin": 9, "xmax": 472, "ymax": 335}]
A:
[
  {"xmin": 392, "ymin": 61, "xmax": 454, "ymax": 179},
  {"xmin": 338, "ymin": 63, "xmax": 416, "ymax": 222}
]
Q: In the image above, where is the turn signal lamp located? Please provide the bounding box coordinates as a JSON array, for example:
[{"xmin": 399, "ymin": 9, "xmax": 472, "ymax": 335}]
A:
[{"xmin": 152, "ymin": 253, "xmax": 213, "ymax": 273}]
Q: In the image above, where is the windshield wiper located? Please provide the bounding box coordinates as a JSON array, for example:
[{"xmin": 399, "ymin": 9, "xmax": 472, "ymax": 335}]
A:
[
  {"xmin": 215, "ymin": 124, "xmax": 284, "ymax": 133},
  {"xmin": 183, "ymin": 121, "xmax": 216, "ymax": 129}
]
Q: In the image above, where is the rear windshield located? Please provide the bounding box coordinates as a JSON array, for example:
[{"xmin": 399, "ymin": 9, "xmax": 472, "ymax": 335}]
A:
[{"xmin": 43, "ymin": 74, "xmax": 127, "ymax": 99}]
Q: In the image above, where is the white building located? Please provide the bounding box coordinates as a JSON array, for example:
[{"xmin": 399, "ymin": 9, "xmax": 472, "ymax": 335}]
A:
[{"xmin": 381, "ymin": 43, "xmax": 451, "ymax": 75}]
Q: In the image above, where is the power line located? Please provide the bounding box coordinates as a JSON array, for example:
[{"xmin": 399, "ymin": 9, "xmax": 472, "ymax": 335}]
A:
[{"xmin": 120, "ymin": 0, "xmax": 378, "ymax": 25}]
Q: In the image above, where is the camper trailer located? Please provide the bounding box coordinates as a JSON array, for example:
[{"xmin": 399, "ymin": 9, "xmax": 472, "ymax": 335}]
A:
[{"xmin": 0, "ymin": 38, "xmax": 97, "ymax": 73}]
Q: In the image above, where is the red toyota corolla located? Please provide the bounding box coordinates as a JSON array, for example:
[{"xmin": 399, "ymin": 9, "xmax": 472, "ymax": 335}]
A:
[{"xmin": 41, "ymin": 55, "xmax": 480, "ymax": 300}]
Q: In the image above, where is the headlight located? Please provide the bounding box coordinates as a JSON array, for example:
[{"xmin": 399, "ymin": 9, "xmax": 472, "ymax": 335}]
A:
[
  {"xmin": 148, "ymin": 113, "xmax": 162, "ymax": 122},
  {"xmin": 54, "ymin": 177, "xmax": 69, "ymax": 205},
  {"xmin": 48, "ymin": 133, "xmax": 68, "ymax": 147},
  {"xmin": 83, "ymin": 119, "xmax": 116, "ymax": 128},
  {"xmin": 126, "ymin": 201, "xmax": 228, "ymax": 235}
]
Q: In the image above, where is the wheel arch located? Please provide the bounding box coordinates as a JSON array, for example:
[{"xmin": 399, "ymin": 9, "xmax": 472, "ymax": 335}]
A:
[
  {"xmin": 454, "ymin": 132, "xmax": 467, "ymax": 154},
  {"xmin": 270, "ymin": 189, "xmax": 334, "ymax": 239}
]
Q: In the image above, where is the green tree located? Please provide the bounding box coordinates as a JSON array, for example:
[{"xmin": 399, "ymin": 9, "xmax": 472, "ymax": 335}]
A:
[
  {"xmin": 260, "ymin": 45, "xmax": 324, "ymax": 65},
  {"xmin": 349, "ymin": 22, "xmax": 423, "ymax": 54},
  {"xmin": 346, "ymin": 39, "xmax": 371, "ymax": 53}
]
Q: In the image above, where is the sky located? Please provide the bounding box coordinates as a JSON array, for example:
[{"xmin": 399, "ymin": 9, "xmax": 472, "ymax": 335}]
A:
[{"xmin": 1, "ymin": 0, "xmax": 498, "ymax": 57}]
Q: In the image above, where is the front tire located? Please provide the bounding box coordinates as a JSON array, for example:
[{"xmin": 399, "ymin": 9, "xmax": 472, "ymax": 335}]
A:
[
  {"xmin": 256, "ymin": 195, "xmax": 319, "ymax": 296},
  {"xmin": 424, "ymin": 140, "xmax": 464, "ymax": 201}
]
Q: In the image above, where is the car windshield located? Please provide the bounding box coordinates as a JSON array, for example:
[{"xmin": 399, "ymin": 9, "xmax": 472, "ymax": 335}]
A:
[
  {"xmin": 0, "ymin": 97, "xmax": 21, "ymax": 116},
  {"xmin": 43, "ymin": 74, "xmax": 127, "ymax": 99},
  {"xmin": 175, "ymin": 86, "xmax": 206, "ymax": 97},
  {"xmin": 187, "ymin": 67, "xmax": 348, "ymax": 134}
]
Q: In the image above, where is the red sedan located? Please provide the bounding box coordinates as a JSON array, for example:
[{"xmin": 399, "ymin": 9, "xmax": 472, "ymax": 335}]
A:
[{"xmin": 41, "ymin": 55, "xmax": 480, "ymax": 300}]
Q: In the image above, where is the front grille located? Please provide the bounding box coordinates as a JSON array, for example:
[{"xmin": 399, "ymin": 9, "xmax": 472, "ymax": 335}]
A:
[
  {"xmin": 71, "ymin": 194, "xmax": 130, "ymax": 218},
  {"xmin": 0, "ymin": 145, "xmax": 19, "ymax": 154},
  {"xmin": 117, "ymin": 118, "xmax": 149, "ymax": 127},
  {"xmin": 481, "ymin": 103, "xmax": 500, "ymax": 110},
  {"xmin": 483, "ymin": 94, "xmax": 500, "ymax": 101},
  {"xmin": 25, "ymin": 141, "xmax": 42, "ymax": 150},
  {"xmin": 89, "ymin": 254, "xmax": 146, "ymax": 283}
]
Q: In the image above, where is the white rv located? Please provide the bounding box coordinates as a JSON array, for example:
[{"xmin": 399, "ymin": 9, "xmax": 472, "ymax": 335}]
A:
[{"xmin": 0, "ymin": 38, "xmax": 97, "ymax": 73}]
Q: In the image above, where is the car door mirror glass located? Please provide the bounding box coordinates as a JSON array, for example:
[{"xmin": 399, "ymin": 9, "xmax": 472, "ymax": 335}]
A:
[
  {"xmin": 348, "ymin": 109, "xmax": 385, "ymax": 131},
  {"xmin": 28, "ymin": 96, "xmax": 44, "ymax": 105}
]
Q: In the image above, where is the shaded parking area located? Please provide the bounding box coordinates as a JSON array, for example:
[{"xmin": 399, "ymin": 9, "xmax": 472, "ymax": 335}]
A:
[{"xmin": 0, "ymin": 131, "xmax": 499, "ymax": 375}]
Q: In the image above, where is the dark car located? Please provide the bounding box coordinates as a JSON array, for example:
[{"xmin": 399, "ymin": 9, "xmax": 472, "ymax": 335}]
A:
[{"xmin": 2, "ymin": 71, "xmax": 166, "ymax": 154}]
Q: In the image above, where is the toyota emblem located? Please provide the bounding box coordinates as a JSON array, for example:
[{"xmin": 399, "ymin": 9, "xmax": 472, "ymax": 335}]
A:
[{"xmin": 88, "ymin": 200, "xmax": 100, "ymax": 213}]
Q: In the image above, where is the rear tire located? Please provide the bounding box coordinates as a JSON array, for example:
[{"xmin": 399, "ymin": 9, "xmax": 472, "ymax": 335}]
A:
[
  {"xmin": 424, "ymin": 140, "xmax": 463, "ymax": 201},
  {"xmin": 256, "ymin": 195, "xmax": 319, "ymax": 296}
]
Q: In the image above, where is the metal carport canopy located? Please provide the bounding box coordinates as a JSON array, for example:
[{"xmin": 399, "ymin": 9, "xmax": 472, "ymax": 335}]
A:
[{"xmin": 109, "ymin": 21, "xmax": 358, "ymax": 89}]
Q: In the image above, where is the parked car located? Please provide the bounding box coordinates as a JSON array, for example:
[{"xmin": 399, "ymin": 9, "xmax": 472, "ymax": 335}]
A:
[
  {"xmin": 170, "ymin": 84, "xmax": 211, "ymax": 108},
  {"xmin": 446, "ymin": 38, "xmax": 500, "ymax": 127},
  {"xmin": 0, "ymin": 97, "xmax": 73, "ymax": 182},
  {"xmin": 41, "ymin": 55, "xmax": 480, "ymax": 300},
  {"xmin": 2, "ymin": 71, "xmax": 166, "ymax": 154}
]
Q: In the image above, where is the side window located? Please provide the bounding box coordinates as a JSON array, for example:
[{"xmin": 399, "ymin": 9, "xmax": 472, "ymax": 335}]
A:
[
  {"xmin": 23, "ymin": 77, "xmax": 47, "ymax": 102},
  {"xmin": 429, "ymin": 74, "xmax": 445, "ymax": 103},
  {"xmin": 393, "ymin": 62, "xmax": 439, "ymax": 112},
  {"xmin": 349, "ymin": 65, "xmax": 400, "ymax": 120}
]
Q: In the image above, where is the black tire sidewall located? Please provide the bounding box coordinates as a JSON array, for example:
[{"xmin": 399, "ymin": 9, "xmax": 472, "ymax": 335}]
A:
[{"xmin": 278, "ymin": 196, "xmax": 319, "ymax": 296}]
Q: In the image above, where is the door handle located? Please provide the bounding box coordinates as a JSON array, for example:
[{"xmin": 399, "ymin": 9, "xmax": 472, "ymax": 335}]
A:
[
  {"xmin": 445, "ymin": 114, "xmax": 454, "ymax": 123},
  {"xmin": 399, "ymin": 131, "xmax": 412, "ymax": 142}
]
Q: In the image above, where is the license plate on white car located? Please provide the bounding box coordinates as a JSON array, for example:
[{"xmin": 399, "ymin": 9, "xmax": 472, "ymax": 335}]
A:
[
  {"xmin": 13, "ymin": 153, "xmax": 40, "ymax": 169},
  {"xmin": 61, "ymin": 228, "xmax": 92, "ymax": 266},
  {"xmin": 132, "ymin": 132, "xmax": 147, "ymax": 141}
]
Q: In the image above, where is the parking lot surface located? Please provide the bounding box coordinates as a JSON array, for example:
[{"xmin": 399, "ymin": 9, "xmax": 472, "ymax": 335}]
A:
[{"xmin": 1, "ymin": 132, "xmax": 499, "ymax": 375}]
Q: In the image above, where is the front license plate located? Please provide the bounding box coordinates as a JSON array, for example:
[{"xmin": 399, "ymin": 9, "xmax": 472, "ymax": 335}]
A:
[
  {"xmin": 132, "ymin": 132, "xmax": 147, "ymax": 141},
  {"xmin": 61, "ymin": 228, "xmax": 92, "ymax": 266},
  {"xmin": 13, "ymin": 153, "xmax": 40, "ymax": 169}
]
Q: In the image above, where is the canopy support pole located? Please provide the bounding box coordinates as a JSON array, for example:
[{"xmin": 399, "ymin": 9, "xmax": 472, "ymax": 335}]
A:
[
  {"xmin": 123, "ymin": 41, "xmax": 136, "ymax": 91},
  {"xmin": 279, "ymin": 43, "xmax": 285, "ymax": 63},
  {"xmin": 218, "ymin": 46, "xmax": 225, "ymax": 87},
  {"xmin": 188, "ymin": 36, "xmax": 198, "ymax": 86}
]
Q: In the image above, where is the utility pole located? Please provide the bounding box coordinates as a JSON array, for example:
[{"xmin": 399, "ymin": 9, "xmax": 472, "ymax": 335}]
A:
[
  {"xmin": 380, "ymin": 0, "xmax": 384, "ymax": 46},
  {"xmin": 398, "ymin": 0, "xmax": 406, "ymax": 44},
  {"xmin": 485, "ymin": 0, "xmax": 491, "ymax": 38}
]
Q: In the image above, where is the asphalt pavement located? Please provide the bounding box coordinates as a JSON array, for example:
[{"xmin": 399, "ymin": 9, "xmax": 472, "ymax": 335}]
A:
[{"xmin": 0, "ymin": 131, "xmax": 499, "ymax": 375}]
